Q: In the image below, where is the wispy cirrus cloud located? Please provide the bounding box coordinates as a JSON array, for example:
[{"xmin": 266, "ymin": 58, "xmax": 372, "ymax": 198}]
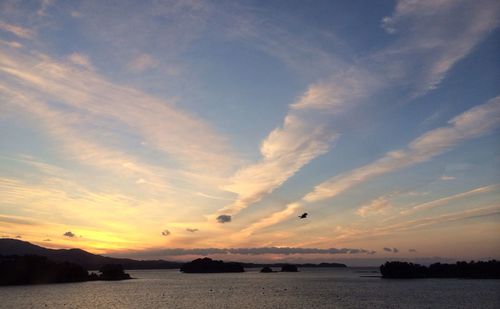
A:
[
  {"xmin": 401, "ymin": 184, "xmax": 500, "ymax": 215},
  {"xmin": 0, "ymin": 213, "xmax": 41, "ymax": 226},
  {"xmin": 0, "ymin": 47, "xmax": 239, "ymax": 175},
  {"xmin": 214, "ymin": 0, "xmax": 500, "ymax": 226},
  {"xmin": 379, "ymin": 0, "xmax": 500, "ymax": 96},
  {"xmin": 291, "ymin": 68, "xmax": 379, "ymax": 111},
  {"xmin": 356, "ymin": 196, "xmax": 393, "ymax": 217},
  {"xmin": 0, "ymin": 87, "xmax": 172, "ymax": 190},
  {"xmin": 216, "ymin": 114, "xmax": 337, "ymax": 218},
  {"xmin": 304, "ymin": 96, "xmax": 500, "ymax": 203},
  {"xmin": 237, "ymin": 202, "xmax": 302, "ymax": 237},
  {"xmin": 335, "ymin": 204, "xmax": 500, "ymax": 243},
  {"xmin": 67, "ymin": 53, "xmax": 94, "ymax": 70},
  {"xmin": 241, "ymin": 95, "xmax": 500, "ymax": 235},
  {"xmin": 0, "ymin": 21, "xmax": 34, "ymax": 39}
]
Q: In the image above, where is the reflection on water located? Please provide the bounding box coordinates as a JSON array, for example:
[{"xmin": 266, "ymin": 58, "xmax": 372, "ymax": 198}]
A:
[{"xmin": 0, "ymin": 267, "xmax": 498, "ymax": 308}]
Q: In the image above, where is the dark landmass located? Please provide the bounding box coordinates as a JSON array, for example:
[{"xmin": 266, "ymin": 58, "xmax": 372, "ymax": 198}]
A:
[
  {"xmin": 180, "ymin": 257, "xmax": 245, "ymax": 273},
  {"xmin": 98, "ymin": 264, "xmax": 131, "ymax": 281},
  {"xmin": 0, "ymin": 255, "xmax": 131, "ymax": 285},
  {"xmin": 0, "ymin": 239, "xmax": 347, "ymax": 271},
  {"xmin": 380, "ymin": 260, "xmax": 500, "ymax": 279},
  {"xmin": 0, "ymin": 239, "xmax": 182, "ymax": 270},
  {"xmin": 280, "ymin": 264, "xmax": 299, "ymax": 272},
  {"xmin": 260, "ymin": 266, "xmax": 275, "ymax": 273}
]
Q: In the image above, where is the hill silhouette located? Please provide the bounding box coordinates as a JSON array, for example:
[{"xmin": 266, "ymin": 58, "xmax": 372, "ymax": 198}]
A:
[
  {"xmin": 0, "ymin": 255, "xmax": 89, "ymax": 285},
  {"xmin": 0, "ymin": 239, "xmax": 182, "ymax": 270},
  {"xmin": 0, "ymin": 255, "xmax": 132, "ymax": 285},
  {"xmin": 0, "ymin": 239, "xmax": 348, "ymax": 270}
]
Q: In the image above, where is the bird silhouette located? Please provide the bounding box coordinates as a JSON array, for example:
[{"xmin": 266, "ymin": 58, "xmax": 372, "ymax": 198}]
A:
[{"xmin": 298, "ymin": 213, "xmax": 308, "ymax": 219}]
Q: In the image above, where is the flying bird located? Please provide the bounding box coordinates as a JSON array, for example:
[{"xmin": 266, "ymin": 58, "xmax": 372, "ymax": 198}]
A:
[{"xmin": 298, "ymin": 213, "xmax": 308, "ymax": 219}]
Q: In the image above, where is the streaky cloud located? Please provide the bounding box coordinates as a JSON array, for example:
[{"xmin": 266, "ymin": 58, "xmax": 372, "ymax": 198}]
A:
[
  {"xmin": 241, "ymin": 96, "xmax": 500, "ymax": 237},
  {"xmin": 161, "ymin": 247, "xmax": 376, "ymax": 256},
  {"xmin": 304, "ymin": 96, "xmax": 500, "ymax": 203},
  {"xmin": 0, "ymin": 21, "xmax": 34, "ymax": 39},
  {"xmin": 401, "ymin": 184, "xmax": 500, "ymax": 215},
  {"xmin": 0, "ymin": 47, "xmax": 239, "ymax": 175},
  {"xmin": 335, "ymin": 204, "xmax": 500, "ymax": 243},
  {"xmin": 216, "ymin": 114, "xmax": 337, "ymax": 217},
  {"xmin": 213, "ymin": 0, "xmax": 500, "ymax": 225},
  {"xmin": 356, "ymin": 196, "xmax": 392, "ymax": 217}
]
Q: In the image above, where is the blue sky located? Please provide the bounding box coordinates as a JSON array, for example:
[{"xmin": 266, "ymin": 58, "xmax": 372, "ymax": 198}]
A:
[{"xmin": 0, "ymin": 0, "xmax": 499, "ymax": 264}]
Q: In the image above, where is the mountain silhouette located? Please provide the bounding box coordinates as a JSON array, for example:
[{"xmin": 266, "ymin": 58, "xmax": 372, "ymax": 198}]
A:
[
  {"xmin": 0, "ymin": 238, "xmax": 182, "ymax": 270},
  {"xmin": 0, "ymin": 239, "xmax": 348, "ymax": 270}
]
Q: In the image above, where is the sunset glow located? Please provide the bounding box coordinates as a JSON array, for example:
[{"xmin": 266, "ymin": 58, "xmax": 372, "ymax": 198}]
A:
[{"xmin": 0, "ymin": 0, "xmax": 499, "ymax": 264}]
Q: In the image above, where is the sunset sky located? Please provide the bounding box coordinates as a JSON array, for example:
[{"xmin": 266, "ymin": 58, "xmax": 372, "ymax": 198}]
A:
[{"xmin": 0, "ymin": 0, "xmax": 499, "ymax": 264}]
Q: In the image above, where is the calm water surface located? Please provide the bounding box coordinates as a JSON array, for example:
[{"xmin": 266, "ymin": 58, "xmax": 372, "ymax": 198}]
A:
[{"xmin": 0, "ymin": 267, "xmax": 499, "ymax": 308}]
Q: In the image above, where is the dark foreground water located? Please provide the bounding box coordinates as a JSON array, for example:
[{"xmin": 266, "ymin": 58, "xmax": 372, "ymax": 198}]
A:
[{"xmin": 0, "ymin": 267, "xmax": 499, "ymax": 308}]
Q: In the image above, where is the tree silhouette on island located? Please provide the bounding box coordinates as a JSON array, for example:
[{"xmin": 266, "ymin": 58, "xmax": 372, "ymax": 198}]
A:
[
  {"xmin": 180, "ymin": 257, "xmax": 244, "ymax": 273},
  {"xmin": 0, "ymin": 255, "xmax": 132, "ymax": 285},
  {"xmin": 380, "ymin": 260, "xmax": 500, "ymax": 279}
]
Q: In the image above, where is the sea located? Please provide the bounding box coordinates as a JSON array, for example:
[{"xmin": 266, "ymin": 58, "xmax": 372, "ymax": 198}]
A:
[{"xmin": 0, "ymin": 267, "xmax": 498, "ymax": 308}]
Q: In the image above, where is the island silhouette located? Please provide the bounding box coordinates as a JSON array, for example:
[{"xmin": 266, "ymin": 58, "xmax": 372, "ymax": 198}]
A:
[
  {"xmin": 260, "ymin": 266, "xmax": 274, "ymax": 273},
  {"xmin": 0, "ymin": 255, "xmax": 132, "ymax": 285},
  {"xmin": 380, "ymin": 260, "xmax": 500, "ymax": 279},
  {"xmin": 180, "ymin": 257, "xmax": 244, "ymax": 273}
]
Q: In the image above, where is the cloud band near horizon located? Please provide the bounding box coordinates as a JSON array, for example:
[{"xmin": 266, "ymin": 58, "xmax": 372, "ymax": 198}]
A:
[{"xmin": 158, "ymin": 247, "xmax": 376, "ymax": 256}]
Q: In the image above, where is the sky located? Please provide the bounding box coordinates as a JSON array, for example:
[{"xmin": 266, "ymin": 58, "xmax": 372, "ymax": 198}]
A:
[{"xmin": 0, "ymin": 0, "xmax": 499, "ymax": 265}]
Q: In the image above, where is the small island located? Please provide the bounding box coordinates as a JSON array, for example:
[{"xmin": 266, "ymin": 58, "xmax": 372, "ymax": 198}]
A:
[
  {"xmin": 0, "ymin": 255, "xmax": 132, "ymax": 285},
  {"xmin": 97, "ymin": 264, "xmax": 132, "ymax": 281},
  {"xmin": 260, "ymin": 266, "xmax": 275, "ymax": 273},
  {"xmin": 180, "ymin": 257, "xmax": 245, "ymax": 273},
  {"xmin": 380, "ymin": 260, "xmax": 500, "ymax": 279}
]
